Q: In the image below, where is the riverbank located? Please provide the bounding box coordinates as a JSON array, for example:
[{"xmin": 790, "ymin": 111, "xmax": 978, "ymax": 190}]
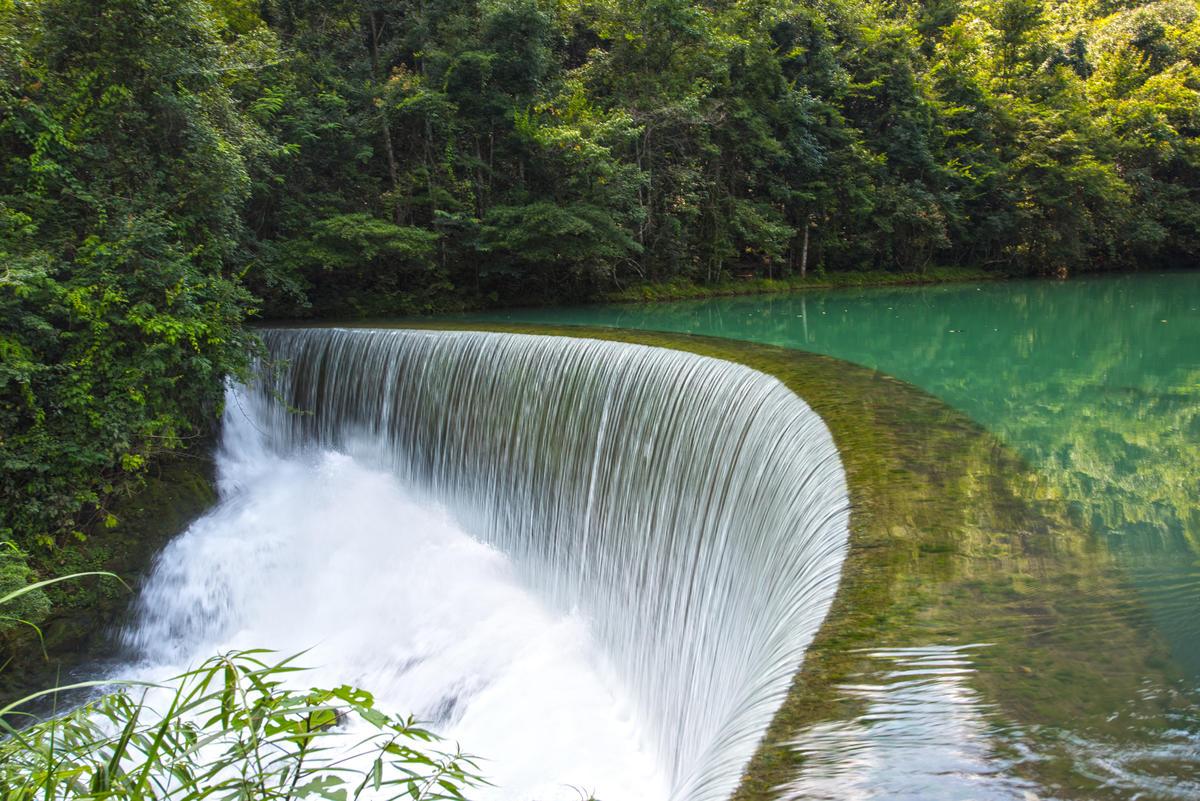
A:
[
  {"xmin": 0, "ymin": 454, "xmax": 218, "ymax": 705},
  {"xmin": 603, "ymin": 266, "xmax": 1002, "ymax": 303}
]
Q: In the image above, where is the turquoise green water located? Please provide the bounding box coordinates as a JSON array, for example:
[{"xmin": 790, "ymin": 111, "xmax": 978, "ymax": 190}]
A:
[{"xmin": 465, "ymin": 272, "xmax": 1200, "ymax": 797}]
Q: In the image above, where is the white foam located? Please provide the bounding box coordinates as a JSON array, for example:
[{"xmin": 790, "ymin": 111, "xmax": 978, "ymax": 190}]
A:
[{"xmin": 126, "ymin": 426, "xmax": 669, "ymax": 801}]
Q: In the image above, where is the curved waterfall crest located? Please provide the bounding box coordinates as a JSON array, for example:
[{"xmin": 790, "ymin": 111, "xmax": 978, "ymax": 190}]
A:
[{"xmin": 241, "ymin": 327, "xmax": 849, "ymax": 801}]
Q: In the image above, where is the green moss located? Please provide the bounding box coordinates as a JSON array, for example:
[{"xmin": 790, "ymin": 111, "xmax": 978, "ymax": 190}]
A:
[
  {"xmin": 0, "ymin": 544, "xmax": 51, "ymax": 639},
  {"xmin": 0, "ymin": 454, "xmax": 218, "ymax": 705}
]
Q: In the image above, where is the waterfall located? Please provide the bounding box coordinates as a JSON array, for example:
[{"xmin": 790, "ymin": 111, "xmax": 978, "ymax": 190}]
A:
[{"xmin": 124, "ymin": 328, "xmax": 850, "ymax": 801}]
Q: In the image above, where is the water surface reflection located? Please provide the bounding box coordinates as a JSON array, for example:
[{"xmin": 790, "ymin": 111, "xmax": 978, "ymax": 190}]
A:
[
  {"xmin": 457, "ymin": 274, "xmax": 1200, "ymax": 798},
  {"xmin": 782, "ymin": 645, "xmax": 1039, "ymax": 801}
]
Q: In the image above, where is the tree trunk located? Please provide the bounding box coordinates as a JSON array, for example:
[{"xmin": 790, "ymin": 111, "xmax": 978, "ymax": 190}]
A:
[
  {"xmin": 800, "ymin": 218, "xmax": 811, "ymax": 278},
  {"xmin": 366, "ymin": 12, "xmax": 401, "ymax": 224}
]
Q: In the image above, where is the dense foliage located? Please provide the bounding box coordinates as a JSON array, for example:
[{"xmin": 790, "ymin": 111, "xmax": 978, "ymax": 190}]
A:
[
  {"xmin": 0, "ymin": 0, "xmax": 1198, "ymax": 618},
  {"xmin": 0, "ymin": 0, "xmax": 258, "ymax": 593},
  {"xmin": 228, "ymin": 0, "xmax": 1200, "ymax": 316}
]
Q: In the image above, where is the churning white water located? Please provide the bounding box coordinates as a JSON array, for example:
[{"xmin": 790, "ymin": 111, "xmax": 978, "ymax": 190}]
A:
[{"xmin": 121, "ymin": 330, "xmax": 850, "ymax": 801}]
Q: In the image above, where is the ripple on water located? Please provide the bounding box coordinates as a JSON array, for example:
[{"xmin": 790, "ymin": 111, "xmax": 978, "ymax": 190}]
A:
[
  {"xmin": 779, "ymin": 644, "xmax": 1200, "ymax": 801},
  {"xmin": 779, "ymin": 644, "xmax": 1043, "ymax": 801}
]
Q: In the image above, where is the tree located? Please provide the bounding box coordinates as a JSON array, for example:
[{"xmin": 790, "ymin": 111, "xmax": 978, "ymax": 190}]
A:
[{"xmin": 0, "ymin": 0, "xmax": 260, "ymax": 549}]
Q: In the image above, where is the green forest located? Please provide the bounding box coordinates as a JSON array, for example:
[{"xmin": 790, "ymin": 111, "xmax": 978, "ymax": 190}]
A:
[{"xmin": 1, "ymin": 0, "xmax": 1198, "ymax": 619}]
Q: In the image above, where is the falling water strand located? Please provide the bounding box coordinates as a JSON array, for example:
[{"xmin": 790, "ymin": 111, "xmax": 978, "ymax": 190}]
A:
[{"xmin": 127, "ymin": 329, "xmax": 850, "ymax": 801}]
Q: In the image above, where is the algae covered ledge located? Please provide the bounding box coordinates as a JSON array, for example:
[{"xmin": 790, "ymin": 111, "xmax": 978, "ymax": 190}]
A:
[
  {"xmin": 1, "ymin": 453, "xmax": 219, "ymax": 705},
  {"xmin": 397, "ymin": 321, "xmax": 1176, "ymax": 800}
]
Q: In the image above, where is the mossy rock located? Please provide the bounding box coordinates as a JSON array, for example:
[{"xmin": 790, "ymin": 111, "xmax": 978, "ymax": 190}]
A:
[{"xmin": 0, "ymin": 454, "xmax": 218, "ymax": 706}]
